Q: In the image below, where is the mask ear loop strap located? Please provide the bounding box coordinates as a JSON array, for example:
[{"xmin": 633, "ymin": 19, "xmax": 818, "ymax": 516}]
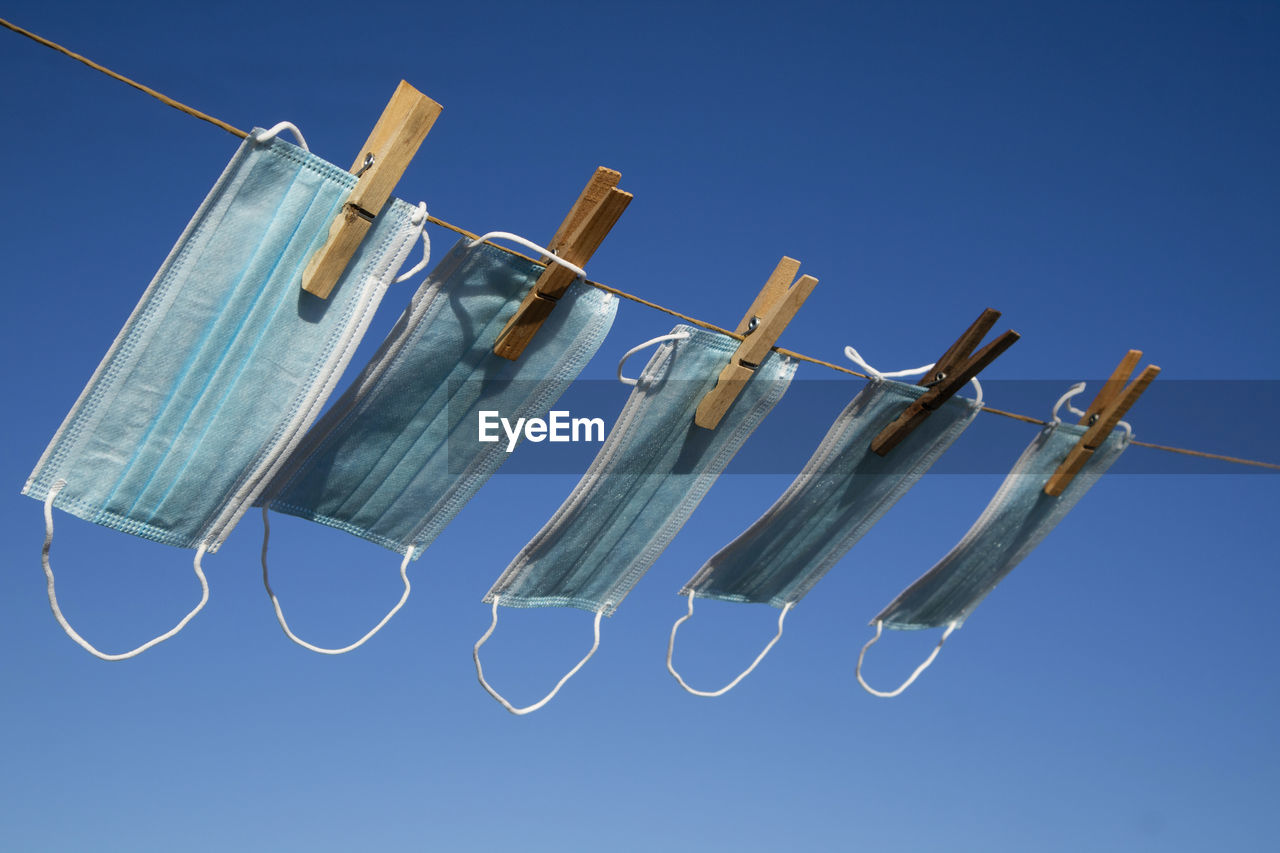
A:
[
  {"xmin": 468, "ymin": 232, "xmax": 587, "ymax": 280},
  {"xmin": 392, "ymin": 202, "xmax": 432, "ymax": 284},
  {"xmin": 472, "ymin": 596, "xmax": 604, "ymax": 715},
  {"xmin": 666, "ymin": 591, "xmax": 792, "ymax": 697},
  {"xmin": 856, "ymin": 619, "xmax": 957, "ymax": 698},
  {"xmin": 1051, "ymin": 382, "xmax": 1089, "ymax": 423},
  {"xmin": 618, "ymin": 333, "xmax": 692, "ymax": 385},
  {"xmin": 844, "ymin": 345, "xmax": 984, "ymax": 406},
  {"xmin": 41, "ymin": 480, "xmax": 209, "ymax": 661},
  {"xmin": 260, "ymin": 507, "xmax": 413, "ymax": 655},
  {"xmin": 253, "ymin": 122, "xmax": 310, "ymax": 151},
  {"xmin": 1050, "ymin": 381, "xmax": 1134, "ymax": 440}
]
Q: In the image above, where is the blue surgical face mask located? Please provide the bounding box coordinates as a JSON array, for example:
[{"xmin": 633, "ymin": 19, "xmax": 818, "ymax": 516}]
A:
[
  {"xmin": 256, "ymin": 235, "xmax": 617, "ymax": 653},
  {"xmin": 687, "ymin": 378, "xmax": 980, "ymax": 606},
  {"xmin": 473, "ymin": 325, "xmax": 796, "ymax": 714},
  {"xmin": 857, "ymin": 395, "xmax": 1132, "ymax": 697},
  {"xmin": 665, "ymin": 375, "xmax": 980, "ymax": 696},
  {"xmin": 24, "ymin": 127, "xmax": 425, "ymax": 659}
]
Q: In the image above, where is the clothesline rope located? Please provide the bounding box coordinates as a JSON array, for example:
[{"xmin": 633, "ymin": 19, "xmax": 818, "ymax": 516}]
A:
[{"xmin": 3, "ymin": 16, "xmax": 1277, "ymax": 474}]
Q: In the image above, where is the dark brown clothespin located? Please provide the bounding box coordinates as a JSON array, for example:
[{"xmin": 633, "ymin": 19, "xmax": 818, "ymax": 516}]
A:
[
  {"xmin": 302, "ymin": 81, "xmax": 443, "ymax": 299},
  {"xmin": 870, "ymin": 308, "xmax": 1020, "ymax": 456},
  {"xmin": 1043, "ymin": 350, "xmax": 1160, "ymax": 496},
  {"xmin": 491, "ymin": 168, "xmax": 632, "ymax": 360},
  {"xmin": 694, "ymin": 257, "xmax": 818, "ymax": 429}
]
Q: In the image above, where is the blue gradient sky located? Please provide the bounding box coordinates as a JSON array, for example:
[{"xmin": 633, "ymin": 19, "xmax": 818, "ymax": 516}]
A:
[{"xmin": 1, "ymin": 2, "xmax": 1277, "ymax": 851}]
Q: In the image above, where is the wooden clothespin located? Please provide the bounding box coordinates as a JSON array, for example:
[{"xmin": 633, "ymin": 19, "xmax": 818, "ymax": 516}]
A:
[
  {"xmin": 694, "ymin": 257, "xmax": 818, "ymax": 430},
  {"xmin": 1043, "ymin": 350, "xmax": 1160, "ymax": 496},
  {"xmin": 870, "ymin": 308, "xmax": 1020, "ymax": 456},
  {"xmin": 301, "ymin": 81, "xmax": 443, "ymax": 298},
  {"xmin": 491, "ymin": 168, "xmax": 632, "ymax": 360}
]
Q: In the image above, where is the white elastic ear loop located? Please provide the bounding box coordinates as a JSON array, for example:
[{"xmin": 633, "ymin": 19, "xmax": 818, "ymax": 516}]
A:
[
  {"xmin": 844, "ymin": 345, "xmax": 933, "ymax": 381},
  {"xmin": 617, "ymin": 333, "xmax": 692, "ymax": 385},
  {"xmin": 844, "ymin": 345, "xmax": 984, "ymax": 407},
  {"xmin": 42, "ymin": 480, "xmax": 209, "ymax": 661},
  {"xmin": 856, "ymin": 619, "xmax": 957, "ymax": 698},
  {"xmin": 253, "ymin": 122, "xmax": 310, "ymax": 151},
  {"xmin": 473, "ymin": 597, "xmax": 604, "ymax": 715},
  {"xmin": 1051, "ymin": 382, "xmax": 1088, "ymax": 423},
  {"xmin": 666, "ymin": 591, "xmax": 792, "ymax": 697},
  {"xmin": 260, "ymin": 507, "xmax": 413, "ymax": 655},
  {"xmin": 1049, "ymin": 382, "xmax": 1133, "ymax": 439},
  {"xmin": 393, "ymin": 203, "xmax": 432, "ymax": 284},
  {"xmin": 468, "ymin": 231, "xmax": 587, "ymax": 280},
  {"xmin": 969, "ymin": 376, "xmax": 984, "ymax": 407}
]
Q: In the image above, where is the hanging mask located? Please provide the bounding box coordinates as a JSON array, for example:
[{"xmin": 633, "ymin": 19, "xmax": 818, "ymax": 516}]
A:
[
  {"xmin": 24, "ymin": 124, "xmax": 427, "ymax": 659},
  {"xmin": 257, "ymin": 232, "xmax": 617, "ymax": 653},
  {"xmin": 857, "ymin": 383, "xmax": 1134, "ymax": 696},
  {"xmin": 666, "ymin": 346, "xmax": 982, "ymax": 696},
  {"xmin": 473, "ymin": 325, "xmax": 796, "ymax": 714}
]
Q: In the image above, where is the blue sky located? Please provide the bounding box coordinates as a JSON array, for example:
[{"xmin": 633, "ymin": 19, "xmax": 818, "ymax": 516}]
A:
[{"xmin": 1, "ymin": 1, "xmax": 1277, "ymax": 850}]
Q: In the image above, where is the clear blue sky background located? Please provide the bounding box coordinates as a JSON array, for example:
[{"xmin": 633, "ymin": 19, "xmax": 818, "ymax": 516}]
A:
[{"xmin": 1, "ymin": 1, "xmax": 1277, "ymax": 850}]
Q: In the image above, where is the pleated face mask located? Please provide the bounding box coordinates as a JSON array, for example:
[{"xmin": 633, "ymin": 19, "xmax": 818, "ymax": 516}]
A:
[
  {"xmin": 23, "ymin": 125, "xmax": 426, "ymax": 659},
  {"xmin": 684, "ymin": 377, "xmax": 980, "ymax": 607},
  {"xmin": 473, "ymin": 325, "xmax": 796, "ymax": 714},
  {"xmin": 856, "ymin": 381, "xmax": 1138, "ymax": 697},
  {"xmin": 255, "ymin": 234, "xmax": 617, "ymax": 653},
  {"xmin": 665, "ymin": 354, "xmax": 982, "ymax": 696}
]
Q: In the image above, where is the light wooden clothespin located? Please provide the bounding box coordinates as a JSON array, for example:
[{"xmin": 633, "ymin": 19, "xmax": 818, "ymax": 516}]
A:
[
  {"xmin": 491, "ymin": 168, "xmax": 632, "ymax": 360},
  {"xmin": 870, "ymin": 308, "xmax": 1020, "ymax": 456},
  {"xmin": 694, "ymin": 257, "xmax": 818, "ymax": 430},
  {"xmin": 301, "ymin": 81, "xmax": 443, "ymax": 299},
  {"xmin": 1043, "ymin": 350, "xmax": 1160, "ymax": 496}
]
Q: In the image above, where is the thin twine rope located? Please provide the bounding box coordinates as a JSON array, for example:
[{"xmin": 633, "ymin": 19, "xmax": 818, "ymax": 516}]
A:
[
  {"xmin": 0, "ymin": 17, "xmax": 247, "ymax": 139},
  {"xmin": 3, "ymin": 16, "xmax": 1277, "ymax": 474}
]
